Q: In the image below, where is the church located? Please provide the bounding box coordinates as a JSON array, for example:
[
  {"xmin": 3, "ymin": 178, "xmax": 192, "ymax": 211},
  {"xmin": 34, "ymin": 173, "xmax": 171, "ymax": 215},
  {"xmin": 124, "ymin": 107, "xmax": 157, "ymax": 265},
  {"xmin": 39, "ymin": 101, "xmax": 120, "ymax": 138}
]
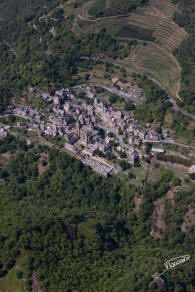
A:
[{"xmin": 76, "ymin": 121, "xmax": 92, "ymax": 145}]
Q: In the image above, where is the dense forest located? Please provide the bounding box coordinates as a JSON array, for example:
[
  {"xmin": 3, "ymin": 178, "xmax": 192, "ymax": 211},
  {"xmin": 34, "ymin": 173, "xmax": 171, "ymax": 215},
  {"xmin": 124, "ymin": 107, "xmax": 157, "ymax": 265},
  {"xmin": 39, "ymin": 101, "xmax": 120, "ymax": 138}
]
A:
[
  {"xmin": 0, "ymin": 136, "xmax": 194, "ymax": 291},
  {"xmin": 0, "ymin": 0, "xmax": 62, "ymax": 23}
]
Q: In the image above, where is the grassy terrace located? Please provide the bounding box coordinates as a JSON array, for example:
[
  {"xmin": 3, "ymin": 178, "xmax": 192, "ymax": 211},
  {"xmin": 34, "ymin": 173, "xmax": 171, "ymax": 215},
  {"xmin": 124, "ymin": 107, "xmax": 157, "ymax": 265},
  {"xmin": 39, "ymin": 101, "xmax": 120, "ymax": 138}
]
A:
[{"xmin": 88, "ymin": 0, "xmax": 147, "ymax": 18}]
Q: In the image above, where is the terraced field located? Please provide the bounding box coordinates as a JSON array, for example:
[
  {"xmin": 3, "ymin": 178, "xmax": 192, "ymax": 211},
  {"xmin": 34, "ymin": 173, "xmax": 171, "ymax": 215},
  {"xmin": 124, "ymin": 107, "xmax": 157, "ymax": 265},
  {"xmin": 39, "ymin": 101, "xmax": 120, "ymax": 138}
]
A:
[
  {"xmin": 128, "ymin": 43, "xmax": 181, "ymax": 95},
  {"xmin": 125, "ymin": 0, "xmax": 188, "ymax": 97},
  {"xmin": 73, "ymin": 0, "xmax": 188, "ymax": 98},
  {"xmin": 126, "ymin": 0, "xmax": 187, "ymax": 52}
]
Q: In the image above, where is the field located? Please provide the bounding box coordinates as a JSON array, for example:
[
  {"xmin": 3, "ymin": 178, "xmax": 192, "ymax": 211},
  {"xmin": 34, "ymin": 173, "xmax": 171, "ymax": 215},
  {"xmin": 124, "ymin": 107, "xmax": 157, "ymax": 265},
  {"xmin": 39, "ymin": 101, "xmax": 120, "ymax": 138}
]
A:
[
  {"xmin": 88, "ymin": 0, "xmax": 106, "ymax": 17},
  {"xmin": 88, "ymin": 0, "xmax": 146, "ymax": 17},
  {"xmin": 0, "ymin": 268, "xmax": 25, "ymax": 292},
  {"xmin": 115, "ymin": 25, "xmax": 155, "ymax": 41},
  {"xmin": 127, "ymin": 42, "xmax": 181, "ymax": 96},
  {"xmin": 72, "ymin": 0, "xmax": 188, "ymax": 98}
]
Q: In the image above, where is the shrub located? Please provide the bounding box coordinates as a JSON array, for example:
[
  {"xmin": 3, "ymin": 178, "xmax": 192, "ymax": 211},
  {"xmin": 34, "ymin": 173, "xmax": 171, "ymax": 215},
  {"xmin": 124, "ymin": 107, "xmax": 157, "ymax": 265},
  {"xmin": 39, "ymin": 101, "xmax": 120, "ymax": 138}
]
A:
[
  {"xmin": 109, "ymin": 93, "xmax": 119, "ymax": 104},
  {"xmin": 124, "ymin": 100, "xmax": 135, "ymax": 111},
  {"xmin": 42, "ymin": 159, "xmax": 48, "ymax": 167},
  {"xmin": 16, "ymin": 269, "xmax": 23, "ymax": 279}
]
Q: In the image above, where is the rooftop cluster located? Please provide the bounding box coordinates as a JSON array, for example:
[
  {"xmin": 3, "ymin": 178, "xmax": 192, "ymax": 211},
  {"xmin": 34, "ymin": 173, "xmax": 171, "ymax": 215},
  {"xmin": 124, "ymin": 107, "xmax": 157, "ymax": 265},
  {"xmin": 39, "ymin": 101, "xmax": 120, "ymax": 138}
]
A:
[{"xmin": 3, "ymin": 83, "xmax": 172, "ymax": 176}]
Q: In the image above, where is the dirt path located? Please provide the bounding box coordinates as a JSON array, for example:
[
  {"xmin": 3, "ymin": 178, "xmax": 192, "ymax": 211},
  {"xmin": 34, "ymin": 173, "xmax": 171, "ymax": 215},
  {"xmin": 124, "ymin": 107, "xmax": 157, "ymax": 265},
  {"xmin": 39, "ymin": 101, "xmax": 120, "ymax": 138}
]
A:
[
  {"xmin": 79, "ymin": 12, "xmax": 133, "ymax": 23},
  {"xmin": 72, "ymin": 15, "xmax": 78, "ymax": 31},
  {"xmin": 181, "ymin": 205, "xmax": 195, "ymax": 234},
  {"xmin": 32, "ymin": 272, "xmax": 42, "ymax": 292},
  {"xmin": 175, "ymin": 74, "xmax": 181, "ymax": 100},
  {"xmin": 3, "ymin": 40, "xmax": 18, "ymax": 57},
  {"xmin": 142, "ymin": 162, "xmax": 150, "ymax": 189},
  {"xmin": 150, "ymin": 198, "xmax": 167, "ymax": 239}
]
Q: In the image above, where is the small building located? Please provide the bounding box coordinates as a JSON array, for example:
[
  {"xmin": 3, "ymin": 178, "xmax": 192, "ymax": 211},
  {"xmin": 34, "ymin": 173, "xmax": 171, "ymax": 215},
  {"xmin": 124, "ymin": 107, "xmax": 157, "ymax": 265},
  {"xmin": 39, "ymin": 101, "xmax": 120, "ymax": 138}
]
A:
[
  {"xmin": 86, "ymin": 91, "xmax": 95, "ymax": 99},
  {"xmin": 112, "ymin": 77, "xmax": 119, "ymax": 84},
  {"xmin": 82, "ymin": 144, "xmax": 98, "ymax": 157},
  {"xmin": 54, "ymin": 95, "xmax": 61, "ymax": 105},
  {"xmin": 162, "ymin": 129, "xmax": 169, "ymax": 138},
  {"xmin": 152, "ymin": 147, "xmax": 165, "ymax": 153},
  {"xmin": 0, "ymin": 127, "xmax": 7, "ymax": 137},
  {"xmin": 117, "ymin": 146, "xmax": 122, "ymax": 152},
  {"xmin": 29, "ymin": 87, "xmax": 36, "ymax": 94},
  {"xmin": 129, "ymin": 136, "xmax": 141, "ymax": 146},
  {"xmin": 42, "ymin": 93, "xmax": 51, "ymax": 101},
  {"xmin": 113, "ymin": 110, "xmax": 122, "ymax": 119},
  {"xmin": 65, "ymin": 143, "xmax": 76, "ymax": 153},
  {"xmin": 26, "ymin": 139, "xmax": 32, "ymax": 146},
  {"xmin": 128, "ymin": 149, "xmax": 139, "ymax": 164},
  {"xmin": 65, "ymin": 132, "xmax": 78, "ymax": 145},
  {"xmin": 189, "ymin": 165, "xmax": 195, "ymax": 174},
  {"xmin": 55, "ymin": 89, "xmax": 67, "ymax": 98},
  {"xmin": 99, "ymin": 143, "xmax": 110, "ymax": 154}
]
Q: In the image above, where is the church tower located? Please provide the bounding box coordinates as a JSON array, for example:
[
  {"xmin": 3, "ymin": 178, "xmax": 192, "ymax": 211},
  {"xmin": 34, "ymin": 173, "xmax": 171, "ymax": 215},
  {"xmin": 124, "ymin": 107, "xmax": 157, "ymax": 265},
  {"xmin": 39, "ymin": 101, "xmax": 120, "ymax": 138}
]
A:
[{"xmin": 76, "ymin": 120, "xmax": 81, "ymax": 137}]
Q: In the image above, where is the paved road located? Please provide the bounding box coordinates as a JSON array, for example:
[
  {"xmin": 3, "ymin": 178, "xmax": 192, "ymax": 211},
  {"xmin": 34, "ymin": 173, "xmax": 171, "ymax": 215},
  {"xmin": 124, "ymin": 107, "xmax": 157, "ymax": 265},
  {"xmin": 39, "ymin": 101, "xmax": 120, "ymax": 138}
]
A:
[
  {"xmin": 97, "ymin": 84, "xmax": 141, "ymax": 105},
  {"xmin": 81, "ymin": 56, "xmax": 163, "ymax": 88},
  {"xmin": 169, "ymin": 98, "xmax": 195, "ymax": 120},
  {"xmin": 0, "ymin": 114, "xmax": 34, "ymax": 123},
  {"xmin": 149, "ymin": 140, "xmax": 195, "ymax": 150},
  {"xmin": 104, "ymin": 122, "xmax": 195, "ymax": 151},
  {"xmin": 103, "ymin": 120, "xmax": 195, "ymax": 151},
  {"xmin": 71, "ymin": 83, "xmax": 141, "ymax": 104}
]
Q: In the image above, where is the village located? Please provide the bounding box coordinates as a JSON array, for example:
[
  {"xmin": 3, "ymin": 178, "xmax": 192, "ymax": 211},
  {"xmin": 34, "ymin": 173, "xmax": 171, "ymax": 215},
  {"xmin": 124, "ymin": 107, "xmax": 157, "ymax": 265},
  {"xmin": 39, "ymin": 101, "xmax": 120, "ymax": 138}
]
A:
[{"xmin": 0, "ymin": 83, "xmax": 186, "ymax": 177}]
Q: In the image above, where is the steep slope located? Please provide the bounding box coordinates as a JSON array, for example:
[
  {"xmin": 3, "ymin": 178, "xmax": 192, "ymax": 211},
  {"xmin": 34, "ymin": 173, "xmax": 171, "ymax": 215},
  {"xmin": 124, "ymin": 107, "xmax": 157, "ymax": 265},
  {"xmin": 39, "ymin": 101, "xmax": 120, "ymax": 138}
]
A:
[
  {"xmin": 75, "ymin": 0, "xmax": 188, "ymax": 98},
  {"xmin": 0, "ymin": 0, "xmax": 50, "ymax": 22},
  {"xmin": 172, "ymin": 0, "xmax": 195, "ymax": 113}
]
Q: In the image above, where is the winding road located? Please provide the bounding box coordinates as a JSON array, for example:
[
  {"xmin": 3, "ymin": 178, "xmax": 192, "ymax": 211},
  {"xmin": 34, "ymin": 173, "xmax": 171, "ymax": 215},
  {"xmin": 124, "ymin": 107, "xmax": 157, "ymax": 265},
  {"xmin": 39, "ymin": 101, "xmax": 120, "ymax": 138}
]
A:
[{"xmin": 169, "ymin": 98, "xmax": 195, "ymax": 120}]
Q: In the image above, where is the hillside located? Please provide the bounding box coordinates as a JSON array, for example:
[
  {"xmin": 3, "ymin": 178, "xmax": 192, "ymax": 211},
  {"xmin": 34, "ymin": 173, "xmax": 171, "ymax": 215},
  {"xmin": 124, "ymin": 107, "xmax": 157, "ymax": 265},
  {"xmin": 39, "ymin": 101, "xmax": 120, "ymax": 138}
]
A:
[
  {"xmin": 0, "ymin": 0, "xmax": 190, "ymax": 101},
  {"xmin": 88, "ymin": 0, "xmax": 148, "ymax": 17},
  {"xmin": 172, "ymin": 0, "xmax": 195, "ymax": 114},
  {"xmin": 0, "ymin": 137, "xmax": 194, "ymax": 292},
  {"xmin": 0, "ymin": 0, "xmax": 51, "ymax": 22},
  {"xmin": 74, "ymin": 0, "xmax": 188, "ymax": 99}
]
